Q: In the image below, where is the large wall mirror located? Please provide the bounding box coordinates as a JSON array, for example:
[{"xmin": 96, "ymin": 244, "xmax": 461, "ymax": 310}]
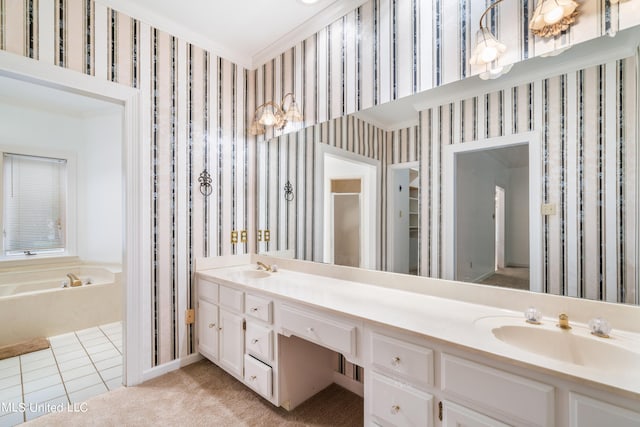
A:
[{"xmin": 256, "ymin": 28, "xmax": 640, "ymax": 306}]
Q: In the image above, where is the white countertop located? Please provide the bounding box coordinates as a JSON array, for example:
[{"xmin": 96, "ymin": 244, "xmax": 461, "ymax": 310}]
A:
[{"xmin": 198, "ymin": 264, "xmax": 640, "ymax": 399}]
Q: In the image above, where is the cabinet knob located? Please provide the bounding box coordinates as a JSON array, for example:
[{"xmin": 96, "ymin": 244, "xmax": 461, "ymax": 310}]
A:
[
  {"xmin": 250, "ymin": 375, "xmax": 257, "ymax": 381},
  {"xmin": 250, "ymin": 307, "xmax": 259, "ymax": 312},
  {"xmin": 251, "ymin": 339, "xmax": 259, "ymax": 344},
  {"xmin": 390, "ymin": 405, "xmax": 400, "ymax": 415},
  {"xmin": 306, "ymin": 327, "xmax": 314, "ymax": 333},
  {"xmin": 208, "ymin": 323, "xmax": 215, "ymax": 328},
  {"xmin": 218, "ymin": 327, "xmax": 223, "ymax": 331},
  {"xmin": 391, "ymin": 356, "xmax": 401, "ymax": 366}
]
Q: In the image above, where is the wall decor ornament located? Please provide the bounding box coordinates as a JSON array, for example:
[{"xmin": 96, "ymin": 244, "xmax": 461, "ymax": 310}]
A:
[
  {"xmin": 198, "ymin": 170, "xmax": 213, "ymax": 196},
  {"xmin": 284, "ymin": 180, "xmax": 294, "ymax": 202}
]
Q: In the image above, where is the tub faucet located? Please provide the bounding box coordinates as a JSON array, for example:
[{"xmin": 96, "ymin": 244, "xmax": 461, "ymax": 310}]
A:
[{"xmin": 67, "ymin": 273, "xmax": 82, "ymax": 287}]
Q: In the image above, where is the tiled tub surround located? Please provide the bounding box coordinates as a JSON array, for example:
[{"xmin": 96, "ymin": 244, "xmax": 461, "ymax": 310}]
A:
[
  {"xmin": 0, "ymin": 263, "xmax": 122, "ymax": 346},
  {"xmin": 0, "ymin": 322, "xmax": 122, "ymax": 426},
  {"xmin": 196, "ymin": 255, "xmax": 640, "ymax": 426}
]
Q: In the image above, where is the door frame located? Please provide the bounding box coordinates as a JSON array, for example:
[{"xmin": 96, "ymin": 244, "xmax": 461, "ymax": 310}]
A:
[
  {"xmin": 0, "ymin": 50, "xmax": 148, "ymax": 385},
  {"xmin": 442, "ymin": 132, "xmax": 542, "ymax": 292}
]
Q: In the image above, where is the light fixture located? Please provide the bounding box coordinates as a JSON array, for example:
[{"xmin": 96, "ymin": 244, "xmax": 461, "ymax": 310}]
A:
[
  {"xmin": 470, "ymin": 0, "xmax": 511, "ymax": 80},
  {"xmin": 249, "ymin": 93, "xmax": 303, "ymax": 136},
  {"xmin": 529, "ymin": 0, "xmax": 579, "ymax": 38}
]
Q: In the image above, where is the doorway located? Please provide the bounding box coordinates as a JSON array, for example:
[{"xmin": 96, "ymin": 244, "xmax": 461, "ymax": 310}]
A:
[
  {"xmin": 331, "ymin": 179, "xmax": 362, "ymax": 267},
  {"xmin": 443, "ymin": 132, "xmax": 542, "ymax": 292},
  {"xmin": 387, "ymin": 162, "xmax": 420, "ymax": 275}
]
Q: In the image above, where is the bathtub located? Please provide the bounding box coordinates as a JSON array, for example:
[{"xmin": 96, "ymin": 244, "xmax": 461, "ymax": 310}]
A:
[{"xmin": 0, "ymin": 262, "xmax": 122, "ymax": 347}]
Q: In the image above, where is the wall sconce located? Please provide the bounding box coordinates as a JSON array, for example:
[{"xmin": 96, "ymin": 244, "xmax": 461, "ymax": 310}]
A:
[
  {"xmin": 469, "ymin": 0, "xmax": 511, "ymax": 80},
  {"xmin": 529, "ymin": 0, "xmax": 579, "ymax": 38},
  {"xmin": 284, "ymin": 180, "xmax": 294, "ymax": 202},
  {"xmin": 249, "ymin": 92, "xmax": 303, "ymax": 136},
  {"xmin": 198, "ymin": 170, "xmax": 212, "ymax": 196}
]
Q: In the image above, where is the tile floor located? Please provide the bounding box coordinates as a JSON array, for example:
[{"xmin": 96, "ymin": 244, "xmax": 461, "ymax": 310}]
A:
[{"xmin": 0, "ymin": 322, "xmax": 122, "ymax": 426}]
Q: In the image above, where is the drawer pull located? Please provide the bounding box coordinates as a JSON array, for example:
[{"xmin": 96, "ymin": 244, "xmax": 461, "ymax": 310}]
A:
[
  {"xmin": 208, "ymin": 323, "xmax": 216, "ymax": 328},
  {"xmin": 306, "ymin": 327, "xmax": 314, "ymax": 333},
  {"xmin": 390, "ymin": 405, "xmax": 401, "ymax": 415},
  {"xmin": 218, "ymin": 327, "xmax": 223, "ymax": 331},
  {"xmin": 249, "ymin": 375, "xmax": 257, "ymax": 381},
  {"xmin": 391, "ymin": 356, "xmax": 401, "ymax": 366},
  {"xmin": 250, "ymin": 307, "xmax": 259, "ymax": 312},
  {"xmin": 251, "ymin": 339, "xmax": 259, "ymax": 344}
]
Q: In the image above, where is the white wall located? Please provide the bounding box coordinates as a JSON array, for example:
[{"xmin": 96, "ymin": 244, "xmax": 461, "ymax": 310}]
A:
[
  {"xmin": 79, "ymin": 112, "xmax": 123, "ymax": 263},
  {"xmin": 506, "ymin": 167, "xmax": 529, "ymax": 267},
  {"xmin": 455, "ymin": 152, "xmax": 508, "ymax": 282},
  {"xmin": 0, "ymin": 102, "xmax": 122, "ymax": 264}
]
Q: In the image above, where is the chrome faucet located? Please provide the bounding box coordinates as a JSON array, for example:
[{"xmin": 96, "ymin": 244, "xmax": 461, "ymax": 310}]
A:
[
  {"xmin": 557, "ymin": 313, "xmax": 571, "ymax": 330},
  {"xmin": 66, "ymin": 273, "xmax": 82, "ymax": 287},
  {"xmin": 256, "ymin": 261, "xmax": 272, "ymax": 272}
]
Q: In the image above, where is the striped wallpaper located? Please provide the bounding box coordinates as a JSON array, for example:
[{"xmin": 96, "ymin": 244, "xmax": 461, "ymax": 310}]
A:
[
  {"xmin": 257, "ymin": 115, "xmax": 418, "ymax": 269},
  {"xmin": 0, "ymin": 0, "xmax": 638, "ymax": 369},
  {"xmin": 419, "ymin": 57, "xmax": 638, "ymax": 305}
]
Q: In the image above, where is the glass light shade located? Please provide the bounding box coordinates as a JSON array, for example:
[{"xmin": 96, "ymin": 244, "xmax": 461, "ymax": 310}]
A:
[
  {"xmin": 284, "ymin": 101, "xmax": 303, "ymax": 122},
  {"xmin": 248, "ymin": 118, "xmax": 265, "ymax": 136},
  {"xmin": 258, "ymin": 105, "xmax": 278, "ymax": 126},
  {"xmin": 470, "ymin": 28, "xmax": 506, "ymax": 66},
  {"xmin": 530, "ymin": 0, "xmax": 578, "ymax": 32}
]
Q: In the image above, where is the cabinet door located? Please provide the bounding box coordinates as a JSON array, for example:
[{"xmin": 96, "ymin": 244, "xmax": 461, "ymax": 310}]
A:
[
  {"xmin": 198, "ymin": 299, "xmax": 219, "ymax": 361},
  {"xmin": 219, "ymin": 308, "xmax": 244, "ymax": 378},
  {"xmin": 442, "ymin": 401, "xmax": 510, "ymax": 427},
  {"xmin": 569, "ymin": 393, "xmax": 640, "ymax": 427}
]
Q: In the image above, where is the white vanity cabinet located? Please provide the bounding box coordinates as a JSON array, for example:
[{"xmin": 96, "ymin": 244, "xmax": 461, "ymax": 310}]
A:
[
  {"xmin": 197, "ymin": 278, "xmax": 219, "ymax": 361},
  {"xmin": 569, "ymin": 393, "xmax": 640, "ymax": 427}
]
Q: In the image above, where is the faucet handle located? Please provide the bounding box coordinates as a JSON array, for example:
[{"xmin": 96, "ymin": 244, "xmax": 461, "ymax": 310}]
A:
[
  {"xmin": 588, "ymin": 317, "xmax": 612, "ymax": 338},
  {"xmin": 524, "ymin": 307, "xmax": 542, "ymax": 324}
]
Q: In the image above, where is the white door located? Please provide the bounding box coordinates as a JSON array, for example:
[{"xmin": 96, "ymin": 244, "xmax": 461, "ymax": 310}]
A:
[
  {"xmin": 219, "ymin": 308, "xmax": 244, "ymax": 377},
  {"xmin": 197, "ymin": 299, "xmax": 219, "ymax": 361}
]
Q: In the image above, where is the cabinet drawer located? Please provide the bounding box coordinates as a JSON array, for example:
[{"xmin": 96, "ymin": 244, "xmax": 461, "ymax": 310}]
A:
[
  {"xmin": 219, "ymin": 285, "xmax": 244, "ymax": 312},
  {"xmin": 442, "ymin": 401, "xmax": 510, "ymax": 427},
  {"xmin": 245, "ymin": 293, "xmax": 273, "ymax": 324},
  {"xmin": 370, "ymin": 372, "xmax": 433, "ymax": 427},
  {"xmin": 197, "ymin": 277, "xmax": 219, "ymax": 303},
  {"xmin": 371, "ymin": 332, "xmax": 433, "ymax": 389},
  {"xmin": 244, "ymin": 354, "xmax": 272, "ymax": 399},
  {"xmin": 442, "ymin": 354, "xmax": 554, "ymax": 427},
  {"xmin": 280, "ymin": 305, "xmax": 356, "ymax": 358},
  {"xmin": 245, "ymin": 322, "xmax": 273, "ymax": 362}
]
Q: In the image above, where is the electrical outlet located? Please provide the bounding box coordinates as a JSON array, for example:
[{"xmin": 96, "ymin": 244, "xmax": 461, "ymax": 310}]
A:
[
  {"xmin": 264, "ymin": 230, "xmax": 271, "ymax": 242},
  {"xmin": 240, "ymin": 230, "xmax": 247, "ymax": 243},
  {"xmin": 185, "ymin": 309, "xmax": 195, "ymax": 325},
  {"xmin": 257, "ymin": 230, "xmax": 263, "ymax": 241},
  {"xmin": 231, "ymin": 230, "xmax": 238, "ymax": 244},
  {"xmin": 541, "ymin": 203, "xmax": 557, "ymax": 216}
]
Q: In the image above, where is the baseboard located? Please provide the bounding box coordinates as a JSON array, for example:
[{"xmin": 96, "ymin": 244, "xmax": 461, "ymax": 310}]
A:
[
  {"xmin": 141, "ymin": 352, "xmax": 204, "ymax": 382},
  {"xmin": 472, "ymin": 270, "xmax": 495, "ymax": 283},
  {"xmin": 332, "ymin": 371, "xmax": 364, "ymax": 397}
]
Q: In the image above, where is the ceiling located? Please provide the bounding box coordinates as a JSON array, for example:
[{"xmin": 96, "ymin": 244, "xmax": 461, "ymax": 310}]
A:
[
  {"xmin": 101, "ymin": 0, "xmax": 367, "ymax": 68},
  {"xmin": 0, "ymin": 75, "xmax": 121, "ymax": 116}
]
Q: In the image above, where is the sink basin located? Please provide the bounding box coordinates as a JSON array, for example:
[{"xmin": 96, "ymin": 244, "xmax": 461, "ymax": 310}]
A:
[
  {"xmin": 491, "ymin": 324, "xmax": 640, "ymax": 372},
  {"xmin": 236, "ymin": 270, "xmax": 271, "ymax": 280}
]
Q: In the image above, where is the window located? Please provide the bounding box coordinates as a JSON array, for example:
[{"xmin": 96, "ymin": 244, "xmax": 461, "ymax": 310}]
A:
[{"xmin": 3, "ymin": 153, "xmax": 68, "ymax": 256}]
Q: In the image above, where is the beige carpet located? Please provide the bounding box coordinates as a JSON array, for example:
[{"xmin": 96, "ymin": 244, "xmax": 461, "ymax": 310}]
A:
[
  {"xmin": 25, "ymin": 360, "xmax": 363, "ymax": 427},
  {"xmin": 478, "ymin": 267, "xmax": 530, "ymax": 290}
]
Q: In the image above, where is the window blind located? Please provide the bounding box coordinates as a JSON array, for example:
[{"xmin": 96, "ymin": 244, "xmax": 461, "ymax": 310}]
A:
[{"xmin": 3, "ymin": 153, "xmax": 67, "ymax": 254}]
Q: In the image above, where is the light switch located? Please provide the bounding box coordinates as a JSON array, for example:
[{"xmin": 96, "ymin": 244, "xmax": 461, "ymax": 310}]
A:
[{"xmin": 541, "ymin": 203, "xmax": 557, "ymax": 216}]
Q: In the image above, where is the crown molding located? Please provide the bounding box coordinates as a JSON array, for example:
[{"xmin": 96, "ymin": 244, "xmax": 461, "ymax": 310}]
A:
[
  {"xmin": 250, "ymin": 0, "xmax": 368, "ymax": 68},
  {"xmin": 97, "ymin": 0, "xmax": 253, "ymax": 68}
]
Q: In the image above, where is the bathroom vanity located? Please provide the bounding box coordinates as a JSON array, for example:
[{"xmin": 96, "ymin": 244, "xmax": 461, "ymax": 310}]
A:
[{"xmin": 196, "ymin": 256, "xmax": 640, "ymax": 427}]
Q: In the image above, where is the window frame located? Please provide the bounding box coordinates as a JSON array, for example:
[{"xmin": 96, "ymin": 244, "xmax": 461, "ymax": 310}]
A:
[{"xmin": 0, "ymin": 145, "xmax": 77, "ymax": 262}]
